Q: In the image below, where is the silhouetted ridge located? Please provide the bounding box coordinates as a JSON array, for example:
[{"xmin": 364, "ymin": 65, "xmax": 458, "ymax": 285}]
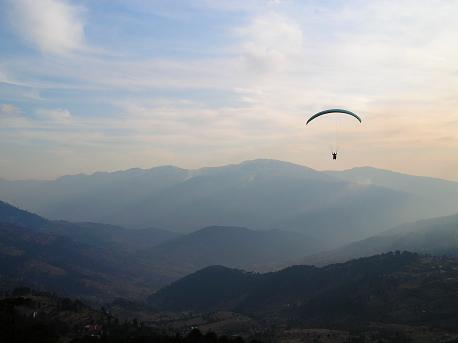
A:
[{"xmin": 148, "ymin": 251, "xmax": 458, "ymax": 329}]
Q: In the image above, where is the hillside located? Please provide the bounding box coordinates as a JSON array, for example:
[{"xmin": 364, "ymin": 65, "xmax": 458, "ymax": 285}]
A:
[
  {"xmin": 149, "ymin": 252, "xmax": 458, "ymax": 330},
  {"xmin": 0, "ymin": 160, "xmax": 418, "ymax": 249},
  {"xmin": 141, "ymin": 226, "xmax": 314, "ymax": 274},
  {"xmin": 302, "ymin": 212, "xmax": 458, "ymax": 266},
  {"xmin": 0, "ymin": 222, "xmax": 172, "ymax": 301},
  {"xmin": 0, "ymin": 201, "xmax": 179, "ymax": 300},
  {"xmin": 0, "ymin": 200, "xmax": 178, "ymax": 252}
]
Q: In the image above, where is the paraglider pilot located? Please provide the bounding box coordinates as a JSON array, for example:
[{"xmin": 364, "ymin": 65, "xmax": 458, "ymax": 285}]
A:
[{"xmin": 306, "ymin": 109, "xmax": 362, "ymax": 161}]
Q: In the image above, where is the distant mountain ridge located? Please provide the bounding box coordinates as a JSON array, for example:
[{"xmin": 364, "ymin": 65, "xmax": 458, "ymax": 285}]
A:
[
  {"xmin": 327, "ymin": 166, "xmax": 458, "ymax": 219},
  {"xmin": 1, "ymin": 159, "xmax": 439, "ymax": 249},
  {"xmin": 302, "ymin": 212, "xmax": 458, "ymax": 266}
]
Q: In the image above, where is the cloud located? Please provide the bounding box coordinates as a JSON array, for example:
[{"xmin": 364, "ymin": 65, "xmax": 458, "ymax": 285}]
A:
[
  {"xmin": 37, "ymin": 108, "xmax": 73, "ymax": 123},
  {"xmin": 7, "ymin": 0, "xmax": 86, "ymax": 55},
  {"xmin": 235, "ymin": 13, "xmax": 304, "ymax": 74}
]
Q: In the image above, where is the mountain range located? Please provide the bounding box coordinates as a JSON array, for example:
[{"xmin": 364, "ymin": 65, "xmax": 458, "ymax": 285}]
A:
[
  {"xmin": 1, "ymin": 160, "xmax": 458, "ymax": 303},
  {"xmin": 3, "ymin": 159, "xmax": 457, "ymax": 249}
]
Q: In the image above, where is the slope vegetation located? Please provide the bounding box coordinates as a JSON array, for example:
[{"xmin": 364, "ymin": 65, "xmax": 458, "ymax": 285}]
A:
[{"xmin": 149, "ymin": 252, "xmax": 458, "ymax": 330}]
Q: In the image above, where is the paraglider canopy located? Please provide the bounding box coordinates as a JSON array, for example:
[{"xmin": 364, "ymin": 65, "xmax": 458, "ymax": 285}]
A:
[{"xmin": 306, "ymin": 108, "xmax": 362, "ymax": 125}]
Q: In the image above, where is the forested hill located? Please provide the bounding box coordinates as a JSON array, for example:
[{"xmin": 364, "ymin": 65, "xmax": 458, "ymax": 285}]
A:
[{"xmin": 149, "ymin": 252, "xmax": 458, "ymax": 329}]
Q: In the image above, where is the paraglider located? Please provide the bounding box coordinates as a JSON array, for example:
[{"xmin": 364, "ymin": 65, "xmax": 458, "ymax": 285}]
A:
[
  {"xmin": 306, "ymin": 108, "xmax": 362, "ymax": 160},
  {"xmin": 306, "ymin": 108, "xmax": 362, "ymax": 126}
]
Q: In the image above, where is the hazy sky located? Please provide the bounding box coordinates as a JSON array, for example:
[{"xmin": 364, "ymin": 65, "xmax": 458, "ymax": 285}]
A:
[{"xmin": 1, "ymin": 0, "xmax": 457, "ymax": 181}]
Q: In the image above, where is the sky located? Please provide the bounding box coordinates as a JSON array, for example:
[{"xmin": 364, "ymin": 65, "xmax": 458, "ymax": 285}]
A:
[{"xmin": 0, "ymin": 0, "xmax": 457, "ymax": 181}]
